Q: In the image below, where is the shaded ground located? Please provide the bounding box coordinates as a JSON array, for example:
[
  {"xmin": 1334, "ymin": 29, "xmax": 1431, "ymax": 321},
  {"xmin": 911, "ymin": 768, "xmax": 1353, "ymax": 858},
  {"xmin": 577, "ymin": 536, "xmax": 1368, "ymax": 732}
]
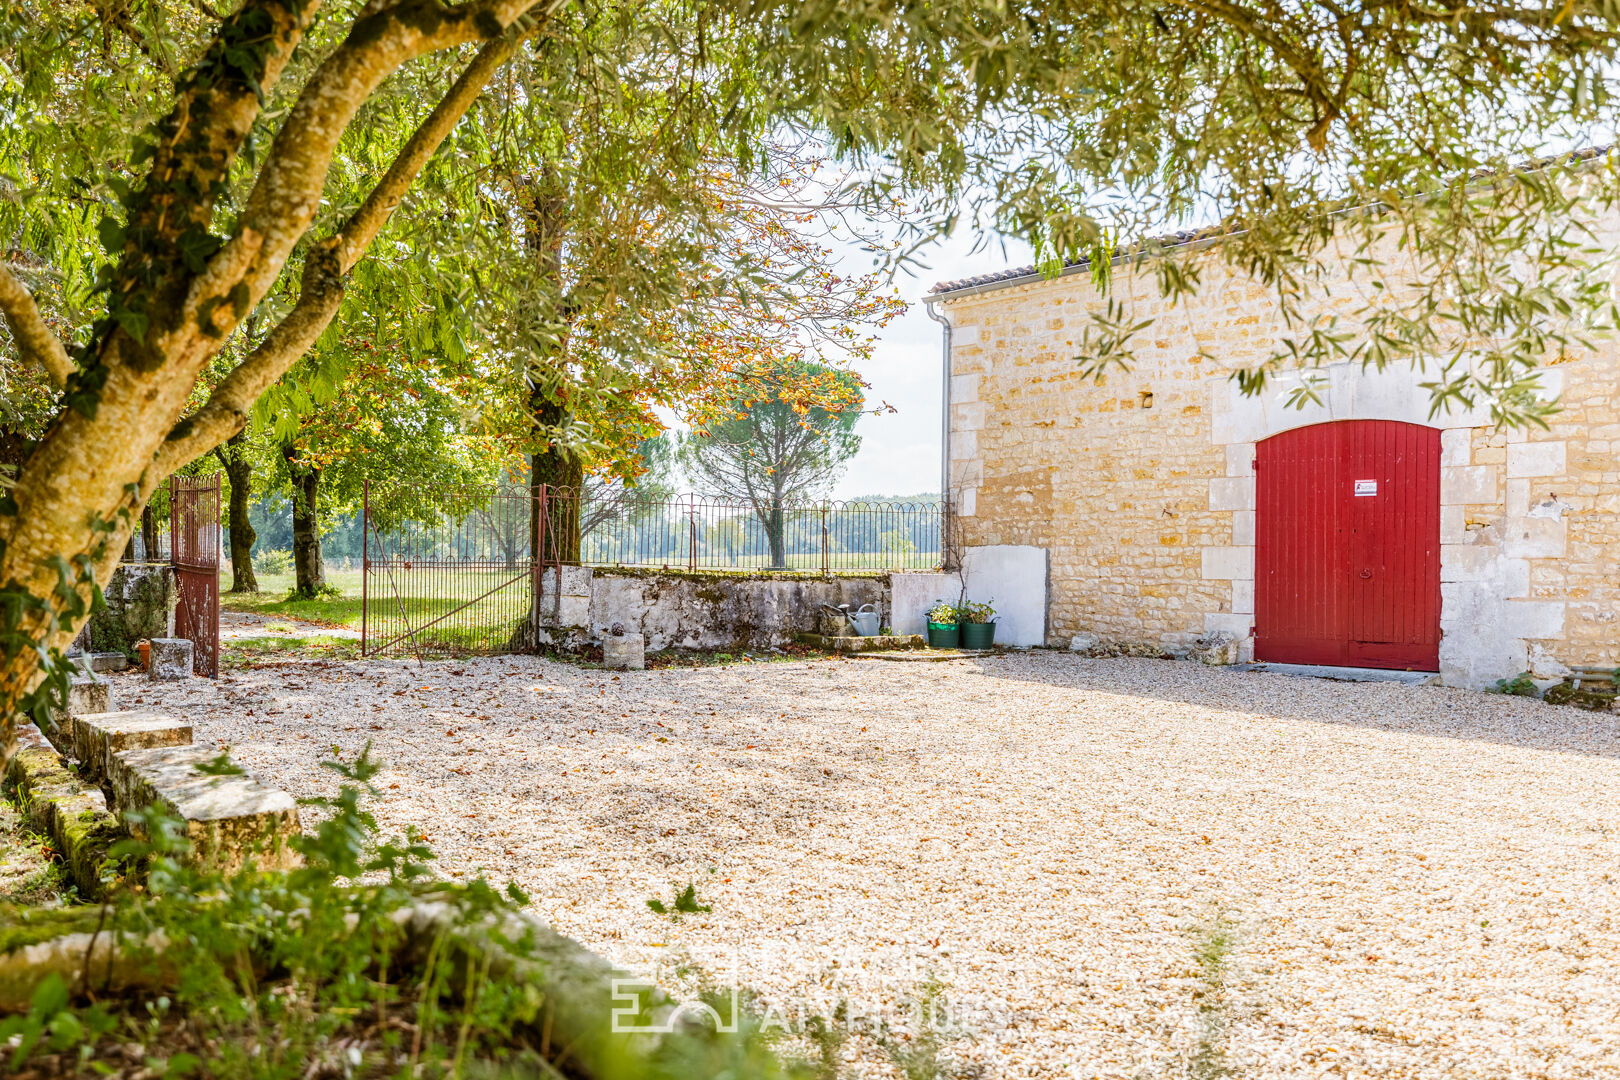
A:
[
  {"xmin": 0, "ymin": 795, "xmax": 72, "ymax": 907},
  {"xmin": 122, "ymin": 651, "xmax": 1620, "ymax": 1078}
]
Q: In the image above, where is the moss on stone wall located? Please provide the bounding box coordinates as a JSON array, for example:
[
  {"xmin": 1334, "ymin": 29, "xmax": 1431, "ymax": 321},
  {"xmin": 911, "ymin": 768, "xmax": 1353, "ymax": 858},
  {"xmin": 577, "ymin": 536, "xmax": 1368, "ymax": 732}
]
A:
[
  {"xmin": 592, "ymin": 565, "xmax": 892, "ymax": 586},
  {"xmin": 88, "ymin": 565, "xmax": 175, "ymax": 659}
]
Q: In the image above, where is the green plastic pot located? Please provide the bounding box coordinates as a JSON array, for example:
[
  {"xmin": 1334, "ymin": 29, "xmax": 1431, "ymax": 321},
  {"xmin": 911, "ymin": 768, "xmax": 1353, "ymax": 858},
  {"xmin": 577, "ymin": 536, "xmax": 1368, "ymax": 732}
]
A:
[
  {"xmin": 960, "ymin": 621, "xmax": 996, "ymax": 650},
  {"xmin": 926, "ymin": 622, "xmax": 960, "ymax": 649}
]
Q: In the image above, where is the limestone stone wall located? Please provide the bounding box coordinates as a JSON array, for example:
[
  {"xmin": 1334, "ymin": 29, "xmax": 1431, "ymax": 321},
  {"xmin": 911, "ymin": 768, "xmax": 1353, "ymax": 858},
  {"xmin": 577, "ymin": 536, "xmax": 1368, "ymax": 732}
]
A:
[
  {"xmin": 938, "ymin": 238, "xmax": 1620, "ymax": 687},
  {"xmin": 539, "ymin": 566, "xmax": 890, "ymax": 651},
  {"xmin": 86, "ymin": 563, "xmax": 178, "ymax": 659}
]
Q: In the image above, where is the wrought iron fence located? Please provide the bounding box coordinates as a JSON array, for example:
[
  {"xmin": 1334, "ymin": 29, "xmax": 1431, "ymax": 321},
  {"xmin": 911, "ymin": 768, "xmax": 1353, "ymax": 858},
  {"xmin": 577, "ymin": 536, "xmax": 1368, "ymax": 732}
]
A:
[
  {"xmin": 360, "ymin": 482, "xmax": 943, "ymax": 658},
  {"xmin": 362, "ymin": 483, "xmax": 537, "ymax": 658},
  {"xmin": 551, "ymin": 486, "xmax": 944, "ymax": 574}
]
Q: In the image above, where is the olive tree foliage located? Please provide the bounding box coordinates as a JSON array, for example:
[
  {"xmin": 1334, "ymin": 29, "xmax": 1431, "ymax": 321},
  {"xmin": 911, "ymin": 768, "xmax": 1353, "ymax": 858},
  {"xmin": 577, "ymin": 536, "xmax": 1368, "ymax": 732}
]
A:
[
  {"xmin": 1, "ymin": 0, "xmax": 1619, "ymax": 753},
  {"xmin": 932, "ymin": 5, "xmax": 1620, "ymax": 424}
]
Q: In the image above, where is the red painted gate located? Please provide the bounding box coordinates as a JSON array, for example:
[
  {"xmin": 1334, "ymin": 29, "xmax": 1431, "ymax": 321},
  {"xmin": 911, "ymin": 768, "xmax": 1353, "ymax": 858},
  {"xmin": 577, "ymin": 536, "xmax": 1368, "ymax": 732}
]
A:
[
  {"xmin": 1254, "ymin": 420, "xmax": 1440, "ymax": 670},
  {"xmin": 170, "ymin": 475, "xmax": 221, "ymax": 678}
]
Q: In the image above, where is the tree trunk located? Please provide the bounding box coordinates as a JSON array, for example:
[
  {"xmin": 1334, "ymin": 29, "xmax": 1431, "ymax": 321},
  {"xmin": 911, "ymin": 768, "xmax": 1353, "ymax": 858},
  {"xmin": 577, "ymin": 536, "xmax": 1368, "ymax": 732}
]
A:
[
  {"xmin": 140, "ymin": 503, "xmax": 160, "ymax": 562},
  {"xmin": 529, "ymin": 399, "xmax": 585, "ymax": 566},
  {"xmin": 215, "ymin": 434, "xmax": 259, "ymax": 592},
  {"xmin": 766, "ymin": 501, "xmax": 786, "ymax": 569},
  {"xmin": 284, "ymin": 445, "xmax": 324, "ymax": 598},
  {"xmin": 517, "ymin": 167, "xmax": 583, "ymax": 567}
]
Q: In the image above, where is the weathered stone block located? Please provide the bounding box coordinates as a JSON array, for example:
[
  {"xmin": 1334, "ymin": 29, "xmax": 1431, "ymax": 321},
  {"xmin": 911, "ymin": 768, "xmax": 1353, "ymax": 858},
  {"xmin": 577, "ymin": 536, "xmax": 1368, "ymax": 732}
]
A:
[
  {"xmin": 67, "ymin": 676, "xmax": 109, "ymax": 717},
  {"xmin": 1506, "ymin": 440, "xmax": 1567, "ymax": 478},
  {"xmin": 1441, "ymin": 465, "xmax": 1495, "ymax": 505},
  {"xmin": 147, "ymin": 637, "xmax": 194, "ymax": 680},
  {"xmin": 85, "ymin": 652, "xmax": 129, "ymax": 673},
  {"xmin": 73, "ymin": 711, "xmax": 193, "ymax": 784},
  {"xmin": 1208, "ymin": 476, "xmax": 1255, "ymax": 512},
  {"xmin": 1188, "ymin": 631, "xmax": 1240, "ymax": 666},
  {"xmin": 1440, "ymin": 427, "xmax": 1474, "ymax": 467},
  {"xmin": 602, "ymin": 633, "xmax": 646, "ymax": 670},
  {"xmin": 109, "ymin": 745, "xmax": 300, "ymax": 872},
  {"xmin": 5, "ymin": 724, "xmax": 122, "ymax": 898},
  {"xmin": 47, "ymin": 676, "xmax": 112, "ymax": 751},
  {"xmin": 86, "ymin": 563, "xmax": 177, "ymax": 660},
  {"xmin": 1200, "ymin": 546, "xmax": 1253, "ymax": 581},
  {"xmin": 1203, "ymin": 613, "xmax": 1253, "ymax": 640},
  {"xmin": 1502, "ymin": 517, "xmax": 1567, "ymax": 560},
  {"xmin": 794, "ymin": 633, "xmax": 927, "ymax": 653}
]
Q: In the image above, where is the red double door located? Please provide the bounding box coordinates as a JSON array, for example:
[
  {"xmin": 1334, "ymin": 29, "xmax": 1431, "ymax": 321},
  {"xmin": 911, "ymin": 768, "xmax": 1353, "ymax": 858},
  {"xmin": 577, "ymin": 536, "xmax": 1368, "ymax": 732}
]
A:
[{"xmin": 1254, "ymin": 420, "xmax": 1440, "ymax": 671}]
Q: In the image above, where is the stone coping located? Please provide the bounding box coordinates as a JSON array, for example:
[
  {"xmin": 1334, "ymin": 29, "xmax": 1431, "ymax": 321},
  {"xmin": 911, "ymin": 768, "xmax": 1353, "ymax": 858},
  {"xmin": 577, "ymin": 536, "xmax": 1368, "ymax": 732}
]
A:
[{"xmin": 72, "ymin": 711, "xmax": 193, "ymax": 784}]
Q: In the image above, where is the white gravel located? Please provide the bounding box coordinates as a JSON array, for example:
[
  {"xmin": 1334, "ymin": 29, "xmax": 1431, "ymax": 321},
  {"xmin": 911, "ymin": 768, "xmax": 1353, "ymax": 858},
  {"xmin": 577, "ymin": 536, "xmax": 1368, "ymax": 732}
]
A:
[{"xmin": 122, "ymin": 652, "xmax": 1620, "ymax": 1078}]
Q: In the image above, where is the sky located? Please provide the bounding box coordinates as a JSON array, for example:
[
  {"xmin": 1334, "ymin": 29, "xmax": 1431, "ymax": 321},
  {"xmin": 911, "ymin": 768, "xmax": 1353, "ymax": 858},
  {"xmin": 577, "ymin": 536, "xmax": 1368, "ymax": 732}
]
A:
[{"xmin": 828, "ymin": 227, "xmax": 1033, "ymax": 500}]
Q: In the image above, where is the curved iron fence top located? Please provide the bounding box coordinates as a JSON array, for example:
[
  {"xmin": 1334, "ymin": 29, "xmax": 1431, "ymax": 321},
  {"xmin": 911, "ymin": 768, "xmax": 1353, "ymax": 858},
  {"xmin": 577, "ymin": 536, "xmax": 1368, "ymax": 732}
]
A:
[
  {"xmin": 545, "ymin": 488, "xmax": 943, "ymax": 510},
  {"xmin": 362, "ymin": 482, "xmax": 941, "ymax": 506}
]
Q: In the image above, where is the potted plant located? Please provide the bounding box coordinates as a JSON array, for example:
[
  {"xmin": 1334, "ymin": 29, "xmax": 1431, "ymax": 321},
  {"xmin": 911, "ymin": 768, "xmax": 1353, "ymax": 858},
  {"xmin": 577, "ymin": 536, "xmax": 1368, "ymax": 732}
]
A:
[
  {"xmin": 959, "ymin": 599, "xmax": 997, "ymax": 649},
  {"xmin": 925, "ymin": 600, "xmax": 960, "ymax": 649}
]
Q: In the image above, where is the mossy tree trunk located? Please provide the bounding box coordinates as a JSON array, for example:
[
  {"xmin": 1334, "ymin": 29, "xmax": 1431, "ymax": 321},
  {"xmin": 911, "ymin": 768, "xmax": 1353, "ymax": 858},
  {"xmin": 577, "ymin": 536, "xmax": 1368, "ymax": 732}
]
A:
[
  {"xmin": 140, "ymin": 504, "xmax": 160, "ymax": 562},
  {"xmin": 0, "ymin": 0, "xmax": 535, "ymax": 754},
  {"xmin": 283, "ymin": 443, "xmax": 324, "ymax": 598},
  {"xmin": 529, "ymin": 399, "xmax": 584, "ymax": 566},
  {"xmin": 215, "ymin": 432, "xmax": 258, "ymax": 593}
]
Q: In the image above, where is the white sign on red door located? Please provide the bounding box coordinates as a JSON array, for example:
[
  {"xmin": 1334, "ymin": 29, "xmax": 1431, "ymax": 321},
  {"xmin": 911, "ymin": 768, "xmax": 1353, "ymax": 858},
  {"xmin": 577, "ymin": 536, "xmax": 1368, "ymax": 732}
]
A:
[{"xmin": 1354, "ymin": 479, "xmax": 1378, "ymax": 496}]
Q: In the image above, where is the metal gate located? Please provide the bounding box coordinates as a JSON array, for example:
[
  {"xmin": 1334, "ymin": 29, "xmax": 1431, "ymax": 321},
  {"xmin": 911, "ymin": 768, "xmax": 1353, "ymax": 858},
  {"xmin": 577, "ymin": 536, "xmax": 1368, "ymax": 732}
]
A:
[
  {"xmin": 170, "ymin": 474, "xmax": 221, "ymax": 677},
  {"xmin": 1254, "ymin": 420, "xmax": 1441, "ymax": 670},
  {"xmin": 361, "ymin": 482, "xmax": 543, "ymax": 658}
]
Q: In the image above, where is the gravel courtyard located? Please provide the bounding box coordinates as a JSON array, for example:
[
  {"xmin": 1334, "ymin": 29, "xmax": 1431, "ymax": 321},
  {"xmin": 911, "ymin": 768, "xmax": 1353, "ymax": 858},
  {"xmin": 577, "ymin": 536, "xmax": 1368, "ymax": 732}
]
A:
[{"xmin": 127, "ymin": 652, "xmax": 1620, "ymax": 1078}]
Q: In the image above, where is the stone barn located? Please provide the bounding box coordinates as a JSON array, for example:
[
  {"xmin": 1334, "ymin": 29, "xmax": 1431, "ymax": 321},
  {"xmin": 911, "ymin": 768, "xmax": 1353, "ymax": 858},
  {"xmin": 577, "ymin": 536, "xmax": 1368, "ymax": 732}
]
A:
[{"xmin": 926, "ymin": 224, "xmax": 1620, "ymax": 689}]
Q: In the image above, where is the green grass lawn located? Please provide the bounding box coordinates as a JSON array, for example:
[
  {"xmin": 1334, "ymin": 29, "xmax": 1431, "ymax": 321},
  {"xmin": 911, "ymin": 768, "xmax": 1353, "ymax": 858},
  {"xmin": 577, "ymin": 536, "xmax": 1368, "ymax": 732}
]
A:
[
  {"xmin": 221, "ymin": 570, "xmax": 365, "ymax": 628},
  {"xmin": 223, "ymin": 567, "xmax": 531, "ymax": 653}
]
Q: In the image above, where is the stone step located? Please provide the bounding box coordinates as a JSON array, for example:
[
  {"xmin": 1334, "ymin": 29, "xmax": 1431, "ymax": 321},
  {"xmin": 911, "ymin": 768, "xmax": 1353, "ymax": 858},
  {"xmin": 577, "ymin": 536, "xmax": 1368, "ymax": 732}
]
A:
[
  {"xmin": 108, "ymin": 745, "xmax": 301, "ymax": 872},
  {"xmin": 46, "ymin": 675, "xmax": 113, "ymax": 752},
  {"xmin": 72, "ymin": 711, "xmax": 193, "ymax": 784}
]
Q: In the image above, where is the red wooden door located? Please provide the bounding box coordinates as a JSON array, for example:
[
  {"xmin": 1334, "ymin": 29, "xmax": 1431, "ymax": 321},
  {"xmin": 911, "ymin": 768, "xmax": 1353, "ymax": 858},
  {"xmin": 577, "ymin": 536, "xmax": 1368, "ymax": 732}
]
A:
[{"xmin": 1254, "ymin": 420, "xmax": 1440, "ymax": 670}]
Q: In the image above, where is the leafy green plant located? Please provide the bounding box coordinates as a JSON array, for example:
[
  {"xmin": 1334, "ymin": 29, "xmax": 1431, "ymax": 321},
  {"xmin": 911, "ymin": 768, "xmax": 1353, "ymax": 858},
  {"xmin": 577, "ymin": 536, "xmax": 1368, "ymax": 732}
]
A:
[
  {"xmin": 254, "ymin": 549, "xmax": 293, "ymax": 576},
  {"xmin": 877, "ymin": 976, "xmax": 958, "ymax": 1080},
  {"xmin": 0, "ymin": 748, "xmax": 598, "ymax": 1076},
  {"xmin": 284, "ymin": 582, "xmax": 342, "ymax": 601},
  {"xmin": 958, "ymin": 600, "xmax": 995, "ymax": 624},
  {"xmin": 1186, "ymin": 910, "xmax": 1239, "ymax": 1080},
  {"xmin": 1486, "ymin": 671, "xmax": 1541, "ymax": 697},
  {"xmin": 926, "ymin": 601, "xmax": 958, "ymax": 626},
  {"xmin": 647, "ymin": 882, "xmax": 713, "ymax": 919}
]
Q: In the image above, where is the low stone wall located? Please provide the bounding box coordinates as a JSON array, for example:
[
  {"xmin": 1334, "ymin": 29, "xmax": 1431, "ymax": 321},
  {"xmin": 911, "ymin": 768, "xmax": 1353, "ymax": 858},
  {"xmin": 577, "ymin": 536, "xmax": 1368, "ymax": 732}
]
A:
[
  {"xmin": 85, "ymin": 563, "xmax": 177, "ymax": 660},
  {"xmin": 540, "ymin": 567, "xmax": 900, "ymax": 651}
]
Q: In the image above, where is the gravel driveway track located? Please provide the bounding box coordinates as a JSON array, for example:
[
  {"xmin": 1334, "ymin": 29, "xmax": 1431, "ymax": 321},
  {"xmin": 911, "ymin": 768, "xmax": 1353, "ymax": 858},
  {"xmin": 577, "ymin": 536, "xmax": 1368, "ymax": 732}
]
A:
[{"xmin": 122, "ymin": 651, "xmax": 1620, "ymax": 1078}]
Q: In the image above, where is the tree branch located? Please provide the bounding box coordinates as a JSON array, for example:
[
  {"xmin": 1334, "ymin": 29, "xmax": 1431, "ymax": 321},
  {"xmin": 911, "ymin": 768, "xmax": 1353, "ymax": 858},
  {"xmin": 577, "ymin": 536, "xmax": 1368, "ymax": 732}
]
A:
[
  {"xmin": 0, "ymin": 264, "xmax": 73, "ymax": 389},
  {"xmin": 185, "ymin": 0, "xmax": 552, "ymax": 345},
  {"xmin": 154, "ymin": 28, "xmax": 533, "ymax": 476}
]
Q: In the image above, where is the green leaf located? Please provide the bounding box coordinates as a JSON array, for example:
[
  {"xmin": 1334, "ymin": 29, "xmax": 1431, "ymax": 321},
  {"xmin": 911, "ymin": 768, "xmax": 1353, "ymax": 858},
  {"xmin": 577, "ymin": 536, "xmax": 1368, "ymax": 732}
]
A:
[
  {"xmin": 30, "ymin": 973, "xmax": 68, "ymax": 1018},
  {"xmin": 112, "ymin": 305, "xmax": 149, "ymax": 344},
  {"xmin": 176, "ymin": 228, "xmax": 223, "ymax": 273},
  {"xmin": 96, "ymin": 217, "xmax": 125, "ymax": 254}
]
